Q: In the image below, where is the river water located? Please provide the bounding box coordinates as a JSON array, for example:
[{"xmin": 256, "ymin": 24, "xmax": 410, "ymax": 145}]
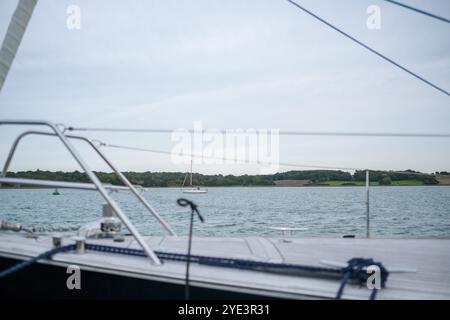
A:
[{"xmin": 0, "ymin": 186, "xmax": 449, "ymax": 238}]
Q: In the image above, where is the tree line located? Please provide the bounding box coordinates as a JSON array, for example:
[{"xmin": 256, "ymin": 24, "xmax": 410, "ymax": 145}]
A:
[{"xmin": 2, "ymin": 169, "xmax": 440, "ymax": 187}]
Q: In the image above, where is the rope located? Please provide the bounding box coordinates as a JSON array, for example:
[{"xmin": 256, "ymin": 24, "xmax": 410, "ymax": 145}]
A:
[
  {"xmin": 97, "ymin": 141, "xmax": 438, "ymax": 177},
  {"xmin": 381, "ymin": 0, "xmax": 450, "ymax": 23},
  {"xmin": 0, "ymin": 241, "xmax": 388, "ymax": 299},
  {"xmin": 177, "ymin": 198, "xmax": 204, "ymax": 223},
  {"xmin": 285, "ymin": 0, "xmax": 449, "ymax": 96},
  {"xmin": 84, "ymin": 243, "xmax": 388, "ymax": 299},
  {"xmin": 176, "ymin": 198, "xmax": 205, "ymax": 300},
  {"xmin": 22, "ymin": 226, "xmax": 80, "ymax": 233},
  {"xmin": 0, "ymin": 244, "xmax": 75, "ymax": 279},
  {"xmin": 85, "ymin": 243, "xmax": 342, "ymax": 272},
  {"xmin": 336, "ymin": 258, "xmax": 389, "ymax": 300},
  {"xmin": 0, "ymin": 221, "xmax": 80, "ymax": 234},
  {"xmin": 101, "ymin": 142, "xmax": 361, "ymax": 171},
  {"xmin": 67, "ymin": 126, "xmax": 450, "ymax": 138}
]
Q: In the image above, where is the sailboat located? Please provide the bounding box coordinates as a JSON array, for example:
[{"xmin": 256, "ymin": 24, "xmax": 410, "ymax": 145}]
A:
[
  {"xmin": 181, "ymin": 160, "xmax": 207, "ymax": 194},
  {"xmin": 1, "ymin": 0, "xmax": 449, "ymax": 301}
]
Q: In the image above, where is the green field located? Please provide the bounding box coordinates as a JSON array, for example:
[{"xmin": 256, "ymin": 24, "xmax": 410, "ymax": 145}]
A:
[
  {"xmin": 313, "ymin": 181, "xmax": 368, "ymax": 186},
  {"xmin": 312, "ymin": 180, "xmax": 425, "ymax": 186},
  {"xmin": 390, "ymin": 180, "xmax": 425, "ymax": 186}
]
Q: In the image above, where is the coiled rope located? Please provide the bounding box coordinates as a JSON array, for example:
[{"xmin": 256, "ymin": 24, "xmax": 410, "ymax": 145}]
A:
[{"xmin": 335, "ymin": 258, "xmax": 389, "ymax": 300}]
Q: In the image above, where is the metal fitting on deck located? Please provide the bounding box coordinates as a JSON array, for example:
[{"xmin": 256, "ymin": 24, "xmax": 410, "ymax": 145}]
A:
[
  {"xmin": 101, "ymin": 218, "xmax": 121, "ymax": 233},
  {"xmin": 73, "ymin": 237, "xmax": 86, "ymax": 254},
  {"xmin": 103, "ymin": 203, "xmax": 117, "ymax": 218},
  {"xmin": 52, "ymin": 235, "xmax": 63, "ymax": 247}
]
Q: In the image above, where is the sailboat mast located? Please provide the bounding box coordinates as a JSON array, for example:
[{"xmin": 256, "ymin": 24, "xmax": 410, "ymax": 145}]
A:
[
  {"xmin": 0, "ymin": 0, "xmax": 38, "ymax": 92},
  {"xmin": 190, "ymin": 159, "xmax": 193, "ymax": 186}
]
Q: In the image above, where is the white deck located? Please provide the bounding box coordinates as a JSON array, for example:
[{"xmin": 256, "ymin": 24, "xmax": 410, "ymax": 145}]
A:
[{"xmin": 1, "ymin": 233, "xmax": 449, "ymax": 299}]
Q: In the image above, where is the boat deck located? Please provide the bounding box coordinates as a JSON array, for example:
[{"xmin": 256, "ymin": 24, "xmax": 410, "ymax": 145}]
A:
[{"xmin": 1, "ymin": 233, "xmax": 449, "ymax": 299}]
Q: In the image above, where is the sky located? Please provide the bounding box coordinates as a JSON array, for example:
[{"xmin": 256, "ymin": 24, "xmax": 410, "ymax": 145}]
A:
[{"xmin": 0, "ymin": 0, "xmax": 449, "ymax": 175}]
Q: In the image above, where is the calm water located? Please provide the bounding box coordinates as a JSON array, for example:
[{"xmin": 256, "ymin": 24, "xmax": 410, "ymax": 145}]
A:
[{"xmin": 0, "ymin": 186, "xmax": 449, "ymax": 238}]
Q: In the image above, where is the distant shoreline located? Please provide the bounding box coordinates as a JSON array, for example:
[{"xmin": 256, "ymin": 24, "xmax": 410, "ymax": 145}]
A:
[
  {"xmin": 1, "ymin": 170, "xmax": 448, "ymax": 189},
  {"xmin": 2, "ymin": 184, "xmax": 450, "ymax": 190}
]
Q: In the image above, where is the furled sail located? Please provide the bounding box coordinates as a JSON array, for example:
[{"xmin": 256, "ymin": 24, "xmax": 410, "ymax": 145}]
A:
[{"xmin": 0, "ymin": 0, "xmax": 38, "ymax": 92}]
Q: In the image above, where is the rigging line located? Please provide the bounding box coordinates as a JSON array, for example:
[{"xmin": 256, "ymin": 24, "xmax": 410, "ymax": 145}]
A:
[
  {"xmin": 103, "ymin": 142, "xmax": 361, "ymax": 171},
  {"xmin": 101, "ymin": 142, "xmax": 435, "ymax": 176},
  {"xmin": 68, "ymin": 127, "xmax": 450, "ymax": 138},
  {"xmin": 285, "ymin": 0, "xmax": 449, "ymax": 96},
  {"xmin": 381, "ymin": 0, "xmax": 450, "ymax": 23}
]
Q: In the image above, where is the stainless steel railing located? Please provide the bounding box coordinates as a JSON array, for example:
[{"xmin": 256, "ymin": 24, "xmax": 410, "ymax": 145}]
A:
[{"xmin": 0, "ymin": 120, "xmax": 177, "ymax": 265}]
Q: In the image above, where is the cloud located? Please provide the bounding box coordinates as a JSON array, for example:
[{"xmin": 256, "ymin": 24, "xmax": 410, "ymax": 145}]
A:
[{"xmin": 0, "ymin": 0, "xmax": 449, "ymax": 173}]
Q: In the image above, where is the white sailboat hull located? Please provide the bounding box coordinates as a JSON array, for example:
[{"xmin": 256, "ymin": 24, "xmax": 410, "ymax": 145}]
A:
[{"xmin": 182, "ymin": 188, "xmax": 208, "ymax": 194}]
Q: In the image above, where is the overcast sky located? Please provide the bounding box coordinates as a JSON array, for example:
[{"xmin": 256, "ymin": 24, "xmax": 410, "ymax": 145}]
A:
[{"xmin": 0, "ymin": 0, "xmax": 449, "ymax": 175}]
